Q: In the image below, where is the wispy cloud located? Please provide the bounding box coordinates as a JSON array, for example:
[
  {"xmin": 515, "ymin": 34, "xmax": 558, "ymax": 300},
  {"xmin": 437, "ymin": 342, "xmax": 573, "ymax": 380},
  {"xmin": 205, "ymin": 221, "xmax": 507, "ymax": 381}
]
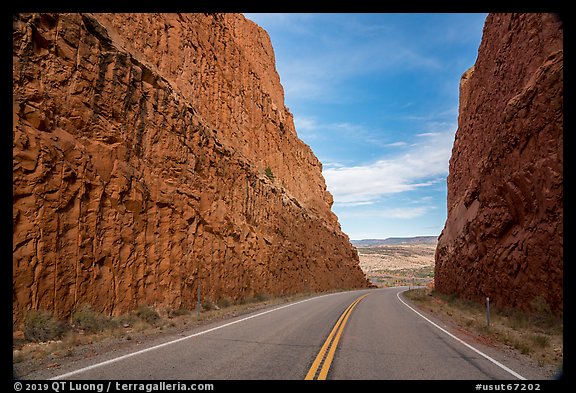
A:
[
  {"xmin": 339, "ymin": 206, "xmax": 431, "ymax": 219},
  {"xmin": 243, "ymin": 13, "xmax": 316, "ymax": 35},
  {"xmin": 416, "ymin": 132, "xmax": 442, "ymax": 137},
  {"xmin": 280, "ymin": 46, "xmax": 441, "ymax": 102},
  {"xmin": 384, "ymin": 141, "xmax": 409, "ymax": 147},
  {"xmin": 323, "ymin": 130, "xmax": 455, "ymax": 205},
  {"xmin": 243, "ymin": 13, "xmax": 484, "ymax": 239},
  {"xmin": 293, "ymin": 115, "xmax": 398, "ymax": 149},
  {"xmin": 378, "ymin": 207, "xmax": 430, "ymax": 219},
  {"xmin": 293, "ymin": 115, "xmax": 315, "ymax": 129},
  {"xmin": 394, "ymin": 106, "xmax": 459, "ymax": 123},
  {"xmin": 249, "ymin": 13, "xmax": 444, "ymax": 103}
]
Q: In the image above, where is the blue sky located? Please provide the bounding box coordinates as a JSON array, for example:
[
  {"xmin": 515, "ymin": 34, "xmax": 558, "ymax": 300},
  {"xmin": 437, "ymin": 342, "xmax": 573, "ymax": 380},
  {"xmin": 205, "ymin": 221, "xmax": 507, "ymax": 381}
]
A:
[{"xmin": 244, "ymin": 13, "xmax": 487, "ymax": 240}]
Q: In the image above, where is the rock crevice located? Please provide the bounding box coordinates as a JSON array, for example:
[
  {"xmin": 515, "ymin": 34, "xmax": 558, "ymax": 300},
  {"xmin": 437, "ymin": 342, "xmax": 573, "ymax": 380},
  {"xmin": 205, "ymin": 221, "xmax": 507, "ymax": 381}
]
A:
[
  {"xmin": 435, "ymin": 13, "xmax": 563, "ymax": 312},
  {"xmin": 12, "ymin": 13, "xmax": 369, "ymax": 326}
]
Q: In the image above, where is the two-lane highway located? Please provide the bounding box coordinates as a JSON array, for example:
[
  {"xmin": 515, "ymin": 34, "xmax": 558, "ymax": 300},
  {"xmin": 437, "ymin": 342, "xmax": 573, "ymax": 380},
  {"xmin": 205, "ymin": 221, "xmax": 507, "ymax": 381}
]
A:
[
  {"xmin": 29, "ymin": 287, "xmax": 546, "ymax": 380},
  {"xmin": 329, "ymin": 288, "xmax": 523, "ymax": 379},
  {"xmin": 48, "ymin": 290, "xmax": 370, "ymax": 380}
]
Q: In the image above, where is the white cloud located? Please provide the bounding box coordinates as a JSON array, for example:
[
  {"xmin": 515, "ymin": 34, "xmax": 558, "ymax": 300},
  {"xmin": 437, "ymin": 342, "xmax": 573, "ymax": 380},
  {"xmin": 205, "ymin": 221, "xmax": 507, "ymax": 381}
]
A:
[
  {"xmin": 378, "ymin": 207, "xmax": 429, "ymax": 219},
  {"xmin": 338, "ymin": 206, "xmax": 430, "ymax": 219},
  {"xmin": 385, "ymin": 141, "xmax": 408, "ymax": 147},
  {"xmin": 323, "ymin": 130, "xmax": 455, "ymax": 205},
  {"xmin": 293, "ymin": 116, "xmax": 317, "ymax": 132},
  {"xmin": 337, "ymin": 201, "xmax": 377, "ymax": 207},
  {"xmin": 279, "ymin": 44, "xmax": 441, "ymax": 103},
  {"xmin": 411, "ymin": 196, "xmax": 434, "ymax": 204},
  {"xmin": 243, "ymin": 13, "xmax": 316, "ymax": 35},
  {"xmin": 416, "ymin": 132, "xmax": 442, "ymax": 137},
  {"xmin": 293, "ymin": 115, "xmax": 396, "ymax": 149},
  {"xmin": 322, "ymin": 161, "xmax": 348, "ymax": 169},
  {"xmin": 281, "ymin": 69, "xmax": 329, "ymax": 100},
  {"xmin": 251, "ymin": 14, "xmax": 444, "ymax": 104}
]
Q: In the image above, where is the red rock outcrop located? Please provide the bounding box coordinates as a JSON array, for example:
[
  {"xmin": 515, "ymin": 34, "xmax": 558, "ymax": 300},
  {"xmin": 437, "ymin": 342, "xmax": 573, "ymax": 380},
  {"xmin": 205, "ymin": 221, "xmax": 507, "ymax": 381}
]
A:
[
  {"xmin": 435, "ymin": 13, "xmax": 563, "ymax": 312},
  {"xmin": 12, "ymin": 13, "xmax": 370, "ymax": 327}
]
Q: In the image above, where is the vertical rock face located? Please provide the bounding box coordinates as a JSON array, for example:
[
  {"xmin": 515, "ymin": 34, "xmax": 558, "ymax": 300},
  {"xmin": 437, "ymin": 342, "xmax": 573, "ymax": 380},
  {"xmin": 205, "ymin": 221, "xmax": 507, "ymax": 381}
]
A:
[
  {"xmin": 12, "ymin": 13, "xmax": 370, "ymax": 326},
  {"xmin": 435, "ymin": 13, "xmax": 563, "ymax": 312}
]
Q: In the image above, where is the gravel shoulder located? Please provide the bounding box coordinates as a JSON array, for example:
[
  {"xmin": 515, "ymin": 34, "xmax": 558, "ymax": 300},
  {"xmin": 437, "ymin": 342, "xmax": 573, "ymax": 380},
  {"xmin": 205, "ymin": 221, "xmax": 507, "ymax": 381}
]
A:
[{"xmin": 13, "ymin": 294, "xmax": 312, "ymax": 379}]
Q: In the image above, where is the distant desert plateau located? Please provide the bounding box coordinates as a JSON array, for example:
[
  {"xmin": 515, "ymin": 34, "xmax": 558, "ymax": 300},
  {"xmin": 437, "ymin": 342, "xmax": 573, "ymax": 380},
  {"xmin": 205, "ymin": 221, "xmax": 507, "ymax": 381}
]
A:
[{"xmin": 354, "ymin": 239, "xmax": 437, "ymax": 287}]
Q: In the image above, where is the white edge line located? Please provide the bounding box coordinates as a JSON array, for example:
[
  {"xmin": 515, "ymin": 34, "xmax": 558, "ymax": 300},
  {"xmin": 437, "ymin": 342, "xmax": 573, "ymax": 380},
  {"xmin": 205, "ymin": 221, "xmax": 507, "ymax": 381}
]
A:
[
  {"xmin": 396, "ymin": 289, "xmax": 527, "ymax": 380},
  {"xmin": 50, "ymin": 291, "xmax": 345, "ymax": 380}
]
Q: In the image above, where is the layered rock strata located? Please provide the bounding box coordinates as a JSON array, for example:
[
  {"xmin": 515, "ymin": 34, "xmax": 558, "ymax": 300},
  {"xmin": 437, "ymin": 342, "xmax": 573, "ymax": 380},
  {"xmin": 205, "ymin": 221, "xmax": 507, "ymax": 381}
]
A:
[
  {"xmin": 435, "ymin": 13, "xmax": 563, "ymax": 312},
  {"xmin": 12, "ymin": 13, "xmax": 369, "ymax": 326}
]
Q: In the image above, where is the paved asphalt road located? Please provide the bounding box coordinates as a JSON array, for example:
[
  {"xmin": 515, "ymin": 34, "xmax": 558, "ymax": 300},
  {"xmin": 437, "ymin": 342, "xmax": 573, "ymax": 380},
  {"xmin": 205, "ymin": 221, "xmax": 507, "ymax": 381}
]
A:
[{"xmin": 34, "ymin": 287, "xmax": 551, "ymax": 380}]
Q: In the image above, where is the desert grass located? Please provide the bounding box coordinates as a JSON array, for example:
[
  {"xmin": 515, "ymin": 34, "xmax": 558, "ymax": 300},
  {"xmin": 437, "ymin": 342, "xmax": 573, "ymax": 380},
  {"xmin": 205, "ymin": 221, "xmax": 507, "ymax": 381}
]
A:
[
  {"xmin": 403, "ymin": 288, "xmax": 563, "ymax": 370},
  {"xmin": 13, "ymin": 290, "xmax": 328, "ymax": 365},
  {"xmin": 357, "ymin": 244, "xmax": 435, "ymax": 288},
  {"xmin": 357, "ymin": 244, "xmax": 437, "ymax": 272}
]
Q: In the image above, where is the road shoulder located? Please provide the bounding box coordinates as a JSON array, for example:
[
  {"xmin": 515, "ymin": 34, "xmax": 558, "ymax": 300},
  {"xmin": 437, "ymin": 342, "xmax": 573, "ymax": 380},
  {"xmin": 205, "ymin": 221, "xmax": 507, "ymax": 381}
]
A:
[{"xmin": 397, "ymin": 288, "xmax": 561, "ymax": 380}]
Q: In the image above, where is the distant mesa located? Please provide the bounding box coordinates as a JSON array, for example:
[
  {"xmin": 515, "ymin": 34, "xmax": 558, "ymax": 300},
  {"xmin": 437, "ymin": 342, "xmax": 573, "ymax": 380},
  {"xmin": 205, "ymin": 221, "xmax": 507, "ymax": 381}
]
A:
[{"xmin": 351, "ymin": 236, "xmax": 438, "ymax": 247}]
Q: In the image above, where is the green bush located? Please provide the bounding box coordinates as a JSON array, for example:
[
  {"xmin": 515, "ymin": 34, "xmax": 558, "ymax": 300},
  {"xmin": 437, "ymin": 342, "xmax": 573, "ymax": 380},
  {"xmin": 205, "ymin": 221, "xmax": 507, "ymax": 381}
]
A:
[
  {"xmin": 201, "ymin": 299, "xmax": 214, "ymax": 311},
  {"xmin": 529, "ymin": 295, "xmax": 552, "ymax": 315},
  {"xmin": 136, "ymin": 305, "xmax": 160, "ymax": 325},
  {"xmin": 253, "ymin": 292, "xmax": 269, "ymax": 302},
  {"xmin": 114, "ymin": 313, "xmax": 138, "ymax": 328},
  {"xmin": 24, "ymin": 310, "xmax": 67, "ymax": 342},
  {"xmin": 528, "ymin": 295, "xmax": 561, "ymax": 331},
  {"xmin": 404, "ymin": 288, "xmax": 428, "ymax": 302},
  {"xmin": 216, "ymin": 297, "xmax": 231, "ymax": 308},
  {"xmin": 530, "ymin": 333, "xmax": 551, "ymax": 348},
  {"xmin": 72, "ymin": 304, "xmax": 116, "ymax": 333},
  {"xmin": 264, "ymin": 167, "xmax": 274, "ymax": 181}
]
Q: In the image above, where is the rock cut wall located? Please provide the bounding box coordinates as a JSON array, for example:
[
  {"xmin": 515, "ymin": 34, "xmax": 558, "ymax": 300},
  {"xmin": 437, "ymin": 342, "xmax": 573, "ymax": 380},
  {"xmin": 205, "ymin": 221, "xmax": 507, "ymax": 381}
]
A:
[
  {"xmin": 435, "ymin": 13, "xmax": 563, "ymax": 312},
  {"xmin": 12, "ymin": 13, "xmax": 370, "ymax": 326}
]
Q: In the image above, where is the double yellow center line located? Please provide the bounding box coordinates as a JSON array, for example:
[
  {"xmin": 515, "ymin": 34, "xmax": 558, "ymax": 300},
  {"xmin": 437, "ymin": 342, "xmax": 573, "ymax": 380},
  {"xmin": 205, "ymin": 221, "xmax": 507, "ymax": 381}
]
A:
[{"xmin": 305, "ymin": 293, "xmax": 370, "ymax": 380}]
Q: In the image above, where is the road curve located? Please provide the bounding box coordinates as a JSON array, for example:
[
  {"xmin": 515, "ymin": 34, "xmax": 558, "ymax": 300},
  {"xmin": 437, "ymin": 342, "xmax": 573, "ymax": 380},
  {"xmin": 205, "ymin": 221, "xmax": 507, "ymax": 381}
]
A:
[
  {"xmin": 329, "ymin": 288, "xmax": 522, "ymax": 379},
  {"xmin": 26, "ymin": 287, "xmax": 548, "ymax": 380}
]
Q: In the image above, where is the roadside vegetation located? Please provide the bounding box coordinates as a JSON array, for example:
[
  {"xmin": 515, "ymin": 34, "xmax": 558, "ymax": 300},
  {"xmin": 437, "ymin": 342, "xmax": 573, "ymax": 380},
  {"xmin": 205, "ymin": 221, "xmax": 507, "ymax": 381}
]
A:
[
  {"xmin": 13, "ymin": 291, "xmax": 316, "ymax": 367},
  {"xmin": 15, "ymin": 304, "xmax": 164, "ymax": 365},
  {"xmin": 356, "ymin": 244, "xmax": 435, "ymax": 288},
  {"xmin": 370, "ymin": 265, "xmax": 434, "ymax": 288},
  {"xmin": 403, "ymin": 287, "xmax": 563, "ymax": 371}
]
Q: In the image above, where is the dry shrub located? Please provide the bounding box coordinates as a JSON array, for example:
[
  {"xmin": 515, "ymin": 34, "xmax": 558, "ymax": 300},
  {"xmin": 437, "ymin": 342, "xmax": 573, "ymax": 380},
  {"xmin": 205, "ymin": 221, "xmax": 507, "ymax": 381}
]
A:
[
  {"xmin": 72, "ymin": 304, "xmax": 117, "ymax": 333},
  {"xmin": 24, "ymin": 310, "xmax": 66, "ymax": 343},
  {"xmin": 136, "ymin": 305, "xmax": 160, "ymax": 325}
]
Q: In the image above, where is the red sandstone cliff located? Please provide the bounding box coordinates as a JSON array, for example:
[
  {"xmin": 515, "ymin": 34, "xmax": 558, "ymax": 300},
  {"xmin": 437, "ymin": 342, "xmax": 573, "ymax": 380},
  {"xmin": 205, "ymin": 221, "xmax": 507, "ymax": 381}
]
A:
[
  {"xmin": 435, "ymin": 13, "xmax": 563, "ymax": 312},
  {"xmin": 12, "ymin": 13, "xmax": 370, "ymax": 327}
]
